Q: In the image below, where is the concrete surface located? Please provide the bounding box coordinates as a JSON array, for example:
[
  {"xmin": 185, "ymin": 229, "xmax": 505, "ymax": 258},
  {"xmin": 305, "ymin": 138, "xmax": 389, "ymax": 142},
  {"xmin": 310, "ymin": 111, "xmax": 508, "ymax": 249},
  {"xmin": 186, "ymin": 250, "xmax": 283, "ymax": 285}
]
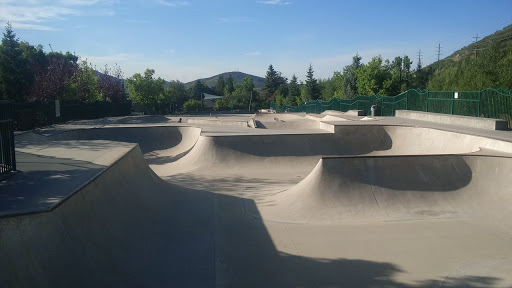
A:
[
  {"xmin": 1, "ymin": 113, "xmax": 512, "ymax": 287},
  {"xmin": 395, "ymin": 110, "xmax": 509, "ymax": 130}
]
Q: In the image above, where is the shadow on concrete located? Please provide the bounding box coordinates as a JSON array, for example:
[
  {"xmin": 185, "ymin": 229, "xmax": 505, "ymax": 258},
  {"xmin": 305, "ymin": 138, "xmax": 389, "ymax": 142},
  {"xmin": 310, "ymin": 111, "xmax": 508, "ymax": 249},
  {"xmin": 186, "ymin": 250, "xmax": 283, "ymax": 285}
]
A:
[
  {"xmin": 254, "ymin": 120, "xmax": 267, "ymax": 129},
  {"xmin": 46, "ymin": 126, "xmax": 183, "ymax": 154},
  {"xmin": 0, "ymin": 149, "xmax": 507, "ymax": 287},
  {"xmin": 214, "ymin": 191, "xmax": 504, "ymax": 287},
  {"xmin": 144, "ymin": 147, "xmax": 192, "ymax": 165},
  {"xmin": 320, "ymin": 155, "xmax": 473, "ymax": 192},
  {"xmin": 61, "ymin": 115, "xmax": 172, "ymax": 126},
  {"xmin": 207, "ymin": 125, "xmax": 393, "ymax": 157},
  {"xmin": 0, "ymin": 152, "xmax": 105, "ymax": 216}
]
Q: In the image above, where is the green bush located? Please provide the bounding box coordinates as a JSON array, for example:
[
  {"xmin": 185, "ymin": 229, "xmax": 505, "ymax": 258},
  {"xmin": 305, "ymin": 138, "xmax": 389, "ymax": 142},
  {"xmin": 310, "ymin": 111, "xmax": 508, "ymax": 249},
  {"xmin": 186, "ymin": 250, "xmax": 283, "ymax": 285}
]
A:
[{"xmin": 183, "ymin": 99, "xmax": 201, "ymax": 112}]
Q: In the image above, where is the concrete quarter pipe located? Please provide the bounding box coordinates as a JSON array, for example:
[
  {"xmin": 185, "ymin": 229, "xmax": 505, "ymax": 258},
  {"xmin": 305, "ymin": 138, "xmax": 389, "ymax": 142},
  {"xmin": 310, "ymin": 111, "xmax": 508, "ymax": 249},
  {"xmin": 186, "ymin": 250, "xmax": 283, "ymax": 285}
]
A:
[{"xmin": 1, "ymin": 114, "xmax": 512, "ymax": 287}]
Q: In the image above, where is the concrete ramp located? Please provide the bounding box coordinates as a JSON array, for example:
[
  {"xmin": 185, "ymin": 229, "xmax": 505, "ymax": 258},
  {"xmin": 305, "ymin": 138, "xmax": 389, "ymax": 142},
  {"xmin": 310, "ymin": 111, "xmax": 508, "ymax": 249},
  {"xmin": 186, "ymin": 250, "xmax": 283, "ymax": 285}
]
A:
[
  {"xmin": 18, "ymin": 126, "xmax": 201, "ymax": 165},
  {"xmin": 0, "ymin": 146, "xmax": 215, "ymax": 287},
  {"xmin": 252, "ymin": 113, "xmax": 322, "ymax": 130},
  {"xmin": 254, "ymin": 155, "xmax": 512, "ymax": 224}
]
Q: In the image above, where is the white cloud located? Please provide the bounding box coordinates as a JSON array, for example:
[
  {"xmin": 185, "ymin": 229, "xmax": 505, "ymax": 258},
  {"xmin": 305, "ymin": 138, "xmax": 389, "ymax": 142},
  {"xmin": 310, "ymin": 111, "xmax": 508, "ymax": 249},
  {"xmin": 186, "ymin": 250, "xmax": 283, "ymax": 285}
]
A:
[
  {"xmin": 0, "ymin": 0, "xmax": 117, "ymax": 30},
  {"xmin": 165, "ymin": 49, "xmax": 176, "ymax": 54},
  {"xmin": 259, "ymin": 0, "xmax": 291, "ymax": 5},
  {"xmin": 8, "ymin": 21, "xmax": 58, "ymax": 31},
  {"xmin": 158, "ymin": 0, "xmax": 190, "ymax": 7},
  {"xmin": 0, "ymin": 6, "xmax": 77, "ymax": 23}
]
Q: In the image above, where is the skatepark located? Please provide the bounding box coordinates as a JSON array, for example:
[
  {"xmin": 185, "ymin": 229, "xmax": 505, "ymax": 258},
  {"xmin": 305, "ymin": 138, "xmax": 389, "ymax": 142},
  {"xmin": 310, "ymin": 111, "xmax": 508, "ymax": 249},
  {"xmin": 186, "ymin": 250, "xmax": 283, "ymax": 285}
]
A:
[{"xmin": 1, "ymin": 111, "xmax": 512, "ymax": 287}]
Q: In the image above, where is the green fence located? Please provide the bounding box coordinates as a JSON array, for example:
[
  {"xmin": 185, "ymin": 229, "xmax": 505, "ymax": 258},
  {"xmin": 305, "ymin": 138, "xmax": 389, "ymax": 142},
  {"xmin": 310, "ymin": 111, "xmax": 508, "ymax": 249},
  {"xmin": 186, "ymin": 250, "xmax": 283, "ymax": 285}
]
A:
[
  {"xmin": 271, "ymin": 88, "xmax": 512, "ymax": 126},
  {"xmin": 13, "ymin": 100, "xmax": 132, "ymax": 131}
]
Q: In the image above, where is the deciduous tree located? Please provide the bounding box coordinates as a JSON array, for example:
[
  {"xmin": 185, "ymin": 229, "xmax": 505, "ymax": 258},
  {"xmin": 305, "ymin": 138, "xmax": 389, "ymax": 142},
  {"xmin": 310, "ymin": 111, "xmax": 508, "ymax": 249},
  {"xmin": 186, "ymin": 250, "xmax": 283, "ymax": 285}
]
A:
[{"xmin": 126, "ymin": 69, "xmax": 165, "ymax": 111}]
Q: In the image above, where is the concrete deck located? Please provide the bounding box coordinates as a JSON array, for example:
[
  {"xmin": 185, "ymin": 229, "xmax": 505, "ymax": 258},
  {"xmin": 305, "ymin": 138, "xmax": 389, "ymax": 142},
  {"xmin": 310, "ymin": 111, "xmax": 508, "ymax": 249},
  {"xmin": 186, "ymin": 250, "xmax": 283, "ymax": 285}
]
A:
[{"xmin": 1, "ymin": 112, "xmax": 512, "ymax": 287}]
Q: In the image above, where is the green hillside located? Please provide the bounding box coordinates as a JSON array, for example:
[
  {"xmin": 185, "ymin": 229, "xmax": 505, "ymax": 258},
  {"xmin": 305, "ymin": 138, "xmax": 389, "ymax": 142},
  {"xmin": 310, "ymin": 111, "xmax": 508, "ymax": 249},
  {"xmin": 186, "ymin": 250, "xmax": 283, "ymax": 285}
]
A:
[
  {"xmin": 430, "ymin": 24, "xmax": 512, "ymax": 71},
  {"xmin": 425, "ymin": 24, "xmax": 512, "ymax": 90},
  {"xmin": 185, "ymin": 71, "xmax": 265, "ymax": 90}
]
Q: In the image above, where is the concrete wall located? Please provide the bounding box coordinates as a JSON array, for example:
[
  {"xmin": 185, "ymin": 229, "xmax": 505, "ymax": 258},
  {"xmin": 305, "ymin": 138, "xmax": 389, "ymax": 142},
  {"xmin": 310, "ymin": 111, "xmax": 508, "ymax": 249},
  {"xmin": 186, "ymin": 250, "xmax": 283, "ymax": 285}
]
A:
[{"xmin": 395, "ymin": 110, "xmax": 509, "ymax": 130}]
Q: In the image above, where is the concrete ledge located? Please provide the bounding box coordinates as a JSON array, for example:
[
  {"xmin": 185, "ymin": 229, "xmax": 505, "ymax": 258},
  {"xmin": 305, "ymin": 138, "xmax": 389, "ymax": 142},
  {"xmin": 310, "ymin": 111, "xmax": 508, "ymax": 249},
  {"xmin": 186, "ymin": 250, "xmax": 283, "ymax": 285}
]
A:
[
  {"xmin": 395, "ymin": 110, "xmax": 509, "ymax": 131},
  {"xmin": 186, "ymin": 118, "xmax": 251, "ymax": 128}
]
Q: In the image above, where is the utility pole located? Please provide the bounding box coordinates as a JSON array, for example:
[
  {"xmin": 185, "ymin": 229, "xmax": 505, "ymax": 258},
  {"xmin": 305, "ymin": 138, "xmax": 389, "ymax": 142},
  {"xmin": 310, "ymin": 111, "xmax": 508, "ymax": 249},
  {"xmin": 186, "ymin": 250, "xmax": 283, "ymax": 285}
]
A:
[
  {"xmin": 436, "ymin": 43, "xmax": 442, "ymax": 72},
  {"xmin": 417, "ymin": 49, "xmax": 423, "ymax": 69},
  {"xmin": 473, "ymin": 33, "xmax": 480, "ymax": 59}
]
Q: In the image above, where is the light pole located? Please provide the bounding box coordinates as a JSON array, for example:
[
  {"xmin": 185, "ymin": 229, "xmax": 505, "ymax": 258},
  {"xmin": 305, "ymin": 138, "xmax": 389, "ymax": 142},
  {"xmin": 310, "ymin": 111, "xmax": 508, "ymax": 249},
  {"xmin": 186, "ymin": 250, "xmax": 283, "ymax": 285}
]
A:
[{"xmin": 249, "ymin": 90, "xmax": 253, "ymax": 112}]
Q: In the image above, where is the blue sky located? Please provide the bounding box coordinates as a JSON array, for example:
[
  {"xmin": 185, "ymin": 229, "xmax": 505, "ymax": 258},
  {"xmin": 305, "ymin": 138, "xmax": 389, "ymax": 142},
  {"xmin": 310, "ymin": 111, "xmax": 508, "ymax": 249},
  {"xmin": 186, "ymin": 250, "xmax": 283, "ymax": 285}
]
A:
[{"xmin": 1, "ymin": 0, "xmax": 511, "ymax": 82}]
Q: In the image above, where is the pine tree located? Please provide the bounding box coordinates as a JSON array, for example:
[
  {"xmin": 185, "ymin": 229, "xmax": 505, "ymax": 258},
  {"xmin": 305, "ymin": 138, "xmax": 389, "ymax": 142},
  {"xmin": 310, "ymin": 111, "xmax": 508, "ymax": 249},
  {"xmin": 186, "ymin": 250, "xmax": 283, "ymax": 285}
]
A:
[
  {"xmin": 262, "ymin": 64, "xmax": 287, "ymax": 102},
  {"xmin": 304, "ymin": 64, "xmax": 321, "ymax": 101},
  {"xmin": 0, "ymin": 23, "xmax": 29, "ymax": 101},
  {"xmin": 224, "ymin": 74, "xmax": 235, "ymax": 96},
  {"xmin": 287, "ymin": 74, "xmax": 300, "ymax": 105},
  {"xmin": 215, "ymin": 74, "xmax": 225, "ymax": 95}
]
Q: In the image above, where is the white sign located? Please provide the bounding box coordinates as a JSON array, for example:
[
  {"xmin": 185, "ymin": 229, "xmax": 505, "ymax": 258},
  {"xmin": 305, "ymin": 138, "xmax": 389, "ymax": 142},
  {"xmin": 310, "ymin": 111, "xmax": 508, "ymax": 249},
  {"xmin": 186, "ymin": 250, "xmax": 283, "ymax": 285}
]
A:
[{"xmin": 454, "ymin": 92, "xmax": 459, "ymax": 99}]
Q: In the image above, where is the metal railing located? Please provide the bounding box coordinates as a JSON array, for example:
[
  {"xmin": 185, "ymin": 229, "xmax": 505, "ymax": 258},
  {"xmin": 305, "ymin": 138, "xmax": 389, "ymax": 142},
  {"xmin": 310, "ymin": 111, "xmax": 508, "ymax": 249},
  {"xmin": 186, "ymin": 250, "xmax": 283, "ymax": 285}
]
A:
[
  {"xmin": 0, "ymin": 101, "xmax": 16, "ymax": 175},
  {"xmin": 271, "ymin": 88, "xmax": 512, "ymax": 127}
]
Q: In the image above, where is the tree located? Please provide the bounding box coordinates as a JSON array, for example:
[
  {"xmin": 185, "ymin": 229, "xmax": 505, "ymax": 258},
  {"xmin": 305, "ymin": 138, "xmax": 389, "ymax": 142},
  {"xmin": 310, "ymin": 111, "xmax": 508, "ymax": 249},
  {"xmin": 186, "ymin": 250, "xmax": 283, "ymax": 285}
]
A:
[
  {"xmin": 190, "ymin": 80, "xmax": 205, "ymax": 101},
  {"xmin": 319, "ymin": 77, "xmax": 336, "ymax": 101},
  {"xmin": 214, "ymin": 74, "xmax": 225, "ymax": 95},
  {"xmin": 20, "ymin": 41, "xmax": 47, "ymax": 93},
  {"xmin": 224, "ymin": 74, "xmax": 235, "ymax": 96},
  {"xmin": 332, "ymin": 71, "xmax": 344, "ymax": 99},
  {"xmin": 126, "ymin": 69, "xmax": 165, "ymax": 111},
  {"xmin": 402, "ymin": 55, "xmax": 413, "ymax": 91},
  {"xmin": 163, "ymin": 80, "xmax": 187, "ymax": 111},
  {"xmin": 287, "ymin": 74, "xmax": 301, "ymax": 105},
  {"xmin": 427, "ymin": 40, "xmax": 512, "ymax": 91},
  {"xmin": 183, "ymin": 99, "xmax": 201, "ymax": 112},
  {"xmin": 342, "ymin": 54, "xmax": 362, "ymax": 99},
  {"xmin": 303, "ymin": 64, "xmax": 321, "ymax": 101},
  {"xmin": 261, "ymin": 64, "xmax": 287, "ymax": 103},
  {"xmin": 68, "ymin": 60, "xmax": 102, "ymax": 102},
  {"xmin": 98, "ymin": 64, "xmax": 126, "ymax": 103},
  {"xmin": 225, "ymin": 77, "xmax": 255, "ymax": 110},
  {"xmin": 28, "ymin": 51, "xmax": 78, "ymax": 101},
  {"xmin": 0, "ymin": 23, "xmax": 30, "ymax": 101},
  {"xmin": 355, "ymin": 56, "xmax": 391, "ymax": 95}
]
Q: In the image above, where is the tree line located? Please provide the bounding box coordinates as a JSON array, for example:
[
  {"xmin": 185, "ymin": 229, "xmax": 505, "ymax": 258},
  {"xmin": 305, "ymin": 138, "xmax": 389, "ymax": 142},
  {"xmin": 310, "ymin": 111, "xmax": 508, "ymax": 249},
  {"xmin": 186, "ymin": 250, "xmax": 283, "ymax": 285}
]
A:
[
  {"xmin": 269, "ymin": 41, "xmax": 511, "ymax": 109},
  {"xmin": 2, "ymin": 22, "xmax": 510, "ymax": 113},
  {"xmin": 0, "ymin": 23, "xmax": 126, "ymax": 104}
]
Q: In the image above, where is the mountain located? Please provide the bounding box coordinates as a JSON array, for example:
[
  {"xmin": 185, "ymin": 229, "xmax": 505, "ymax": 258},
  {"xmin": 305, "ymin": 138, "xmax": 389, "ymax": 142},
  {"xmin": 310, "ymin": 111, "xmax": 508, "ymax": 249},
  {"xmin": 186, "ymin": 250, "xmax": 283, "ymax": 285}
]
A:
[
  {"xmin": 184, "ymin": 71, "xmax": 265, "ymax": 90},
  {"xmin": 427, "ymin": 24, "xmax": 512, "ymax": 70}
]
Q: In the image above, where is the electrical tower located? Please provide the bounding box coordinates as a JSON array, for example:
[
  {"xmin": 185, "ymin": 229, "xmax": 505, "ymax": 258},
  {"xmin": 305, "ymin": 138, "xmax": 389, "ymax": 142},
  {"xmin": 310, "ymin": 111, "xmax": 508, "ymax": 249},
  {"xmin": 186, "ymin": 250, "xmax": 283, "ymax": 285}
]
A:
[
  {"xmin": 436, "ymin": 43, "xmax": 442, "ymax": 71},
  {"xmin": 473, "ymin": 33, "xmax": 480, "ymax": 59},
  {"xmin": 417, "ymin": 49, "xmax": 423, "ymax": 69}
]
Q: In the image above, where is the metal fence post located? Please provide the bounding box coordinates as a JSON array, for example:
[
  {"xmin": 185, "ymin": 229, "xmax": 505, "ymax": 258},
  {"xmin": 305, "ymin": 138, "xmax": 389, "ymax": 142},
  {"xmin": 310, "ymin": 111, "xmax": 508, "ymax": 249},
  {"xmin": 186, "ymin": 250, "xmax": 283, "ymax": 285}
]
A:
[
  {"xmin": 426, "ymin": 91, "xmax": 429, "ymax": 112},
  {"xmin": 9, "ymin": 120, "xmax": 16, "ymax": 171},
  {"xmin": 451, "ymin": 93, "xmax": 455, "ymax": 115},
  {"xmin": 478, "ymin": 91, "xmax": 481, "ymax": 117}
]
